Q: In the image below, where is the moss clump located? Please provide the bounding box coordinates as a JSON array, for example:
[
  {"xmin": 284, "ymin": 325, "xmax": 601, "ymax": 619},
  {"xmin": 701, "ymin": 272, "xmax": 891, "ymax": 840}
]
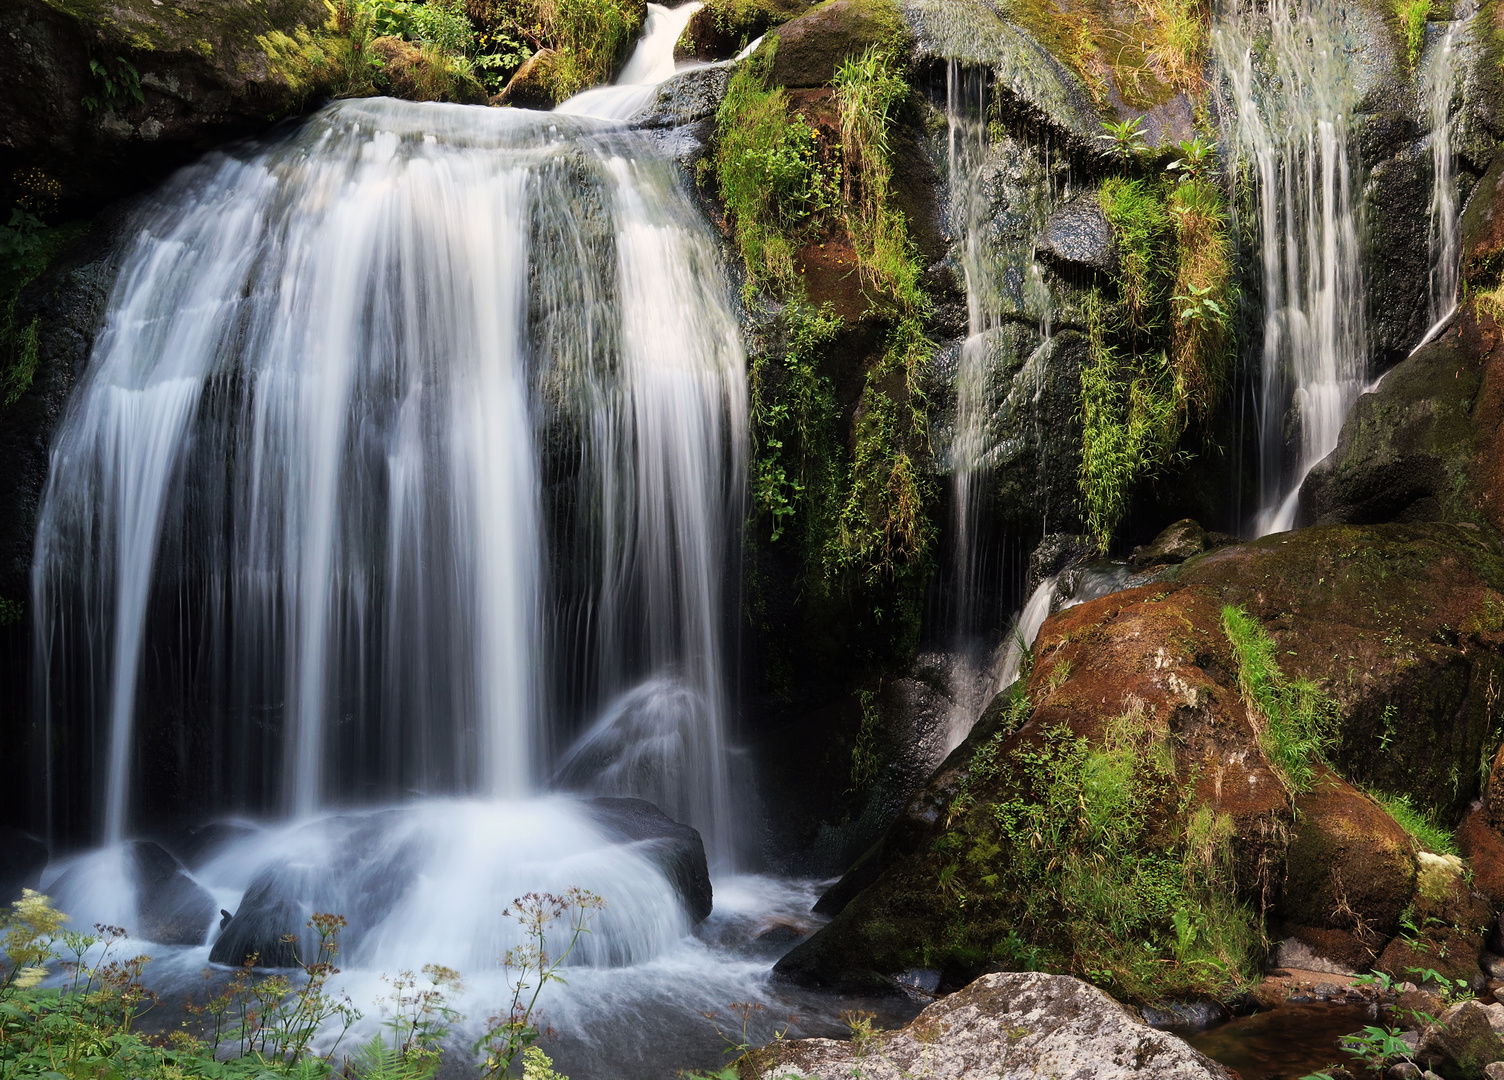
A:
[
  {"xmin": 935, "ymin": 702, "xmax": 1261, "ymax": 1003},
  {"xmin": 1077, "ymin": 171, "xmax": 1234, "ymax": 547},
  {"xmin": 468, "ymin": 0, "xmax": 647, "ymax": 101},
  {"xmin": 1395, "ymin": 0, "xmax": 1432, "ymax": 68},
  {"xmin": 1222, "ymin": 605, "xmax": 1340, "ymax": 793}
]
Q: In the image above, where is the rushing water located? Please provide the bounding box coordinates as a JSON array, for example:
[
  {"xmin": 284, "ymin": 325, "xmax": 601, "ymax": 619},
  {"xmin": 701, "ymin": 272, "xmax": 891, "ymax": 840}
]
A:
[{"xmin": 1214, "ymin": 0, "xmax": 1366, "ymax": 536}]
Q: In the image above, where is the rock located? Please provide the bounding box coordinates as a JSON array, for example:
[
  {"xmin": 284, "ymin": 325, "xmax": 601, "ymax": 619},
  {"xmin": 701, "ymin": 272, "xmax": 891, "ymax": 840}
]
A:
[
  {"xmin": 369, "ymin": 36, "xmax": 487, "ymax": 104},
  {"xmin": 1282, "ymin": 769, "xmax": 1417, "ymax": 946},
  {"xmin": 1138, "ymin": 1001, "xmax": 1230, "ymax": 1030},
  {"xmin": 0, "ymin": 0, "xmax": 354, "ymax": 210},
  {"xmin": 128, "ymin": 840, "xmax": 216, "ymax": 946},
  {"xmin": 1397, "ymin": 989, "xmax": 1448, "ymax": 1028},
  {"xmin": 1457, "ymin": 807, "xmax": 1504, "ymax": 905},
  {"xmin": 583, "ymin": 797, "xmax": 713, "ymax": 923},
  {"xmin": 1389, "ymin": 1066, "xmax": 1424, "ymax": 1080},
  {"xmin": 1026, "ymin": 533, "xmax": 1097, "ymax": 594},
  {"xmin": 166, "ymin": 819, "xmax": 261, "ymax": 871},
  {"xmin": 1035, "ymin": 194, "xmax": 1118, "ymax": 278},
  {"xmin": 1376, "ymin": 851, "xmax": 1490, "ymax": 994},
  {"xmin": 674, "ymin": 0, "xmax": 808, "ymax": 62},
  {"xmin": 211, "ymin": 812, "xmax": 420, "ymax": 968},
  {"xmin": 767, "ymin": 0, "xmax": 897, "ymax": 88},
  {"xmin": 1129, "ymin": 519, "xmax": 1237, "ymax": 569},
  {"xmin": 1485, "ymin": 1062, "xmax": 1504, "ymax": 1080},
  {"xmin": 498, "ymin": 48, "xmax": 561, "ymax": 108},
  {"xmin": 1276, "ymin": 928, "xmax": 1368, "ymax": 975},
  {"xmin": 746, "ymin": 972, "xmax": 1235, "ymax": 1079},
  {"xmin": 0, "ymin": 827, "xmax": 48, "ymax": 905},
  {"xmin": 631, "ymin": 64, "xmax": 731, "ymax": 129},
  {"xmin": 1415, "ymin": 1000, "xmax": 1504, "ymax": 1080}
]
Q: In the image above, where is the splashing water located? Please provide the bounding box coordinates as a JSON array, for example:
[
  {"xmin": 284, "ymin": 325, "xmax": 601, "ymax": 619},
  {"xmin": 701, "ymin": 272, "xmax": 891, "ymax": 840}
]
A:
[
  {"xmin": 555, "ymin": 2, "xmax": 706, "ymax": 120},
  {"xmin": 1214, "ymin": 0, "xmax": 1366, "ymax": 536}
]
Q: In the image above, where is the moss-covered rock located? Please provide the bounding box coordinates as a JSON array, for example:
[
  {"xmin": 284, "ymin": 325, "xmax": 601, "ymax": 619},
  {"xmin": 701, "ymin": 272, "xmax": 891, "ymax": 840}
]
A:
[
  {"xmin": 0, "ymin": 0, "xmax": 363, "ymax": 210},
  {"xmin": 370, "ymin": 35, "xmax": 488, "ymax": 104},
  {"xmin": 774, "ymin": 523, "xmax": 1504, "ymax": 997},
  {"xmin": 766, "ymin": 0, "xmax": 904, "ymax": 88},
  {"xmin": 674, "ymin": 0, "xmax": 808, "ymax": 62}
]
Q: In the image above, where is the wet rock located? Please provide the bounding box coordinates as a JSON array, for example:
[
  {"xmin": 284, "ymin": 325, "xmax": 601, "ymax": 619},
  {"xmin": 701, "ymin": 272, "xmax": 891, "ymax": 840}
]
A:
[
  {"xmin": 1138, "ymin": 1001, "xmax": 1229, "ymax": 1031},
  {"xmin": 1128, "ymin": 519, "xmax": 1237, "ymax": 569},
  {"xmin": 767, "ymin": 0, "xmax": 894, "ymax": 88},
  {"xmin": 166, "ymin": 819, "xmax": 261, "ymax": 872},
  {"xmin": 1035, "ymin": 194, "xmax": 1117, "ymax": 278},
  {"xmin": 893, "ymin": 967, "xmax": 941, "ymax": 999},
  {"xmin": 583, "ymin": 797, "xmax": 713, "ymax": 923},
  {"xmin": 632, "ymin": 64, "xmax": 731, "ymax": 129},
  {"xmin": 747, "ymin": 972, "xmax": 1235, "ymax": 1079},
  {"xmin": 0, "ymin": 827, "xmax": 47, "ymax": 905},
  {"xmin": 1397, "ymin": 989, "xmax": 1447, "ymax": 1027},
  {"xmin": 1026, "ymin": 533, "xmax": 1097, "ymax": 594},
  {"xmin": 128, "ymin": 841, "xmax": 216, "ymax": 947},
  {"xmin": 1415, "ymin": 1000, "xmax": 1504, "ymax": 1079},
  {"xmin": 1389, "ymin": 1066, "xmax": 1424, "ymax": 1080},
  {"xmin": 211, "ymin": 812, "xmax": 420, "ymax": 968},
  {"xmin": 1276, "ymin": 927, "xmax": 1369, "ymax": 975}
]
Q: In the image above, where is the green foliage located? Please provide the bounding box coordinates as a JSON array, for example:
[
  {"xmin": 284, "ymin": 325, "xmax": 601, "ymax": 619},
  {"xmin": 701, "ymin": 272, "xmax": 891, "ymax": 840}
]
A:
[
  {"xmin": 1165, "ymin": 136, "xmax": 1217, "ymax": 184},
  {"xmin": 848, "ymin": 685, "xmax": 882, "ymax": 793},
  {"xmin": 1397, "ymin": 0, "xmax": 1432, "ymax": 67},
  {"xmin": 533, "ymin": 0, "xmax": 645, "ymax": 99},
  {"xmin": 1373, "ymin": 791, "xmax": 1459, "ymax": 855},
  {"xmin": 713, "ymin": 43, "xmax": 842, "ymax": 291},
  {"xmin": 1077, "ymin": 172, "xmax": 1233, "ymax": 546},
  {"xmin": 410, "ymin": 0, "xmax": 476, "ymax": 54},
  {"xmin": 937, "ymin": 705, "xmax": 1260, "ymax": 1002},
  {"xmin": 1221, "ymin": 605, "xmax": 1339, "ymax": 793},
  {"xmin": 1096, "ymin": 117, "xmax": 1148, "ymax": 161},
  {"xmin": 82, "ymin": 57, "xmax": 145, "ymax": 114}
]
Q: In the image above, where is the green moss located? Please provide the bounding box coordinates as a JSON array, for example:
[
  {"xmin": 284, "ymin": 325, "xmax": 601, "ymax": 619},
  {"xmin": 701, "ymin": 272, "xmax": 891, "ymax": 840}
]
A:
[
  {"xmin": 934, "ymin": 704, "xmax": 1261, "ymax": 1003},
  {"xmin": 699, "ymin": 0, "xmax": 806, "ymax": 50},
  {"xmin": 1222, "ymin": 604, "xmax": 1340, "ymax": 792},
  {"xmin": 1, "ymin": 217, "xmax": 89, "ymax": 411},
  {"xmin": 1395, "ymin": 0, "xmax": 1432, "ymax": 67}
]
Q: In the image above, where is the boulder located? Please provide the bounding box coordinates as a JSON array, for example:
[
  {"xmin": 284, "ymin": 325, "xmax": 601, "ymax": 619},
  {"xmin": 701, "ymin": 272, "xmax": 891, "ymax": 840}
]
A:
[
  {"xmin": 767, "ymin": 0, "xmax": 899, "ymax": 89},
  {"xmin": 1282, "ymin": 769, "xmax": 1417, "ymax": 947},
  {"xmin": 674, "ymin": 0, "xmax": 808, "ymax": 62},
  {"xmin": 0, "ymin": 827, "xmax": 48, "ymax": 905},
  {"xmin": 1377, "ymin": 852, "xmax": 1490, "ymax": 992},
  {"xmin": 1026, "ymin": 533, "xmax": 1097, "ymax": 594},
  {"xmin": 1035, "ymin": 194, "xmax": 1118, "ymax": 278},
  {"xmin": 370, "ymin": 36, "xmax": 488, "ymax": 104},
  {"xmin": 746, "ymin": 972, "xmax": 1235, "ymax": 1079},
  {"xmin": 1129, "ymin": 519, "xmax": 1238, "ymax": 569},
  {"xmin": 128, "ymin": 840, "xmax": 216, "ymax": 947},
  {"xmin": 166, "ymin": 819, "xmax": 261, "ymax": 872},
  {"xmin": 631, "ymin": 65, "xmax": 731, "ymax": 129},
  {"xmin": 583, "ymin": 797, "xmax": 713, "ymax": 923},
  {"xmin": 1415, "ymin": 1001, "xmax": 1504, "ymax": 1080},
  {"xmin": 0, "ymin": 0, "xmax": 353, "ymax": 211},
  {"xmin": 497, "ymin": 48, "xmax": 561, "ymax": 108},
  {"xmin": 1458, "ymin": 807, "xmax": 1504, "ymax": 905}
]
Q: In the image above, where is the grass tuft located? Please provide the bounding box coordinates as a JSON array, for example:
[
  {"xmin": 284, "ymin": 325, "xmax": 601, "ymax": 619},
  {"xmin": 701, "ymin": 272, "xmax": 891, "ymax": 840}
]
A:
[
  {"xmin": 1372, "ymin": 790, "xmax": 1459, "ymax": 854},
  {"xmin": 1221, "ymin": 605, "xmax": 1339, "ymax": 793}
]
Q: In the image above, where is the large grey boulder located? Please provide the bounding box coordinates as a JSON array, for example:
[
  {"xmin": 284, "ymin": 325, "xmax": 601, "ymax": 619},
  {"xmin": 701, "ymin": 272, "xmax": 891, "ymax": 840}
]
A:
[
  {"xmin": 746, "ymin": 972, "xmax": 1235, "ymax": 1079},
  {"xmin": 583, "ymin": 797, "xmax": 714, "ymax": 924}
]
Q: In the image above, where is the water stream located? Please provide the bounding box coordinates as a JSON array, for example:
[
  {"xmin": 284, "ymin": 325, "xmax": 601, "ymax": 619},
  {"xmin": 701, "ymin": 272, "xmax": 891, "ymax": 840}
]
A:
[{"xmin": 1418, "ymin": 8, "xmax": 1470, "ymax": 345}]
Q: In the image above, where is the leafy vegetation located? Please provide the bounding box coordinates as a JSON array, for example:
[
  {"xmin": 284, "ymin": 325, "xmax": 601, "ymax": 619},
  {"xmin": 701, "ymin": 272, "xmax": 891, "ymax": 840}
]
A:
[
  {"xmin": 1077, "ymin": 163, "xmax": 1234, "ymax": 547},
  {"xmin": 1371, "ymin": 791, "xmax": 1459, "ymax": 855},
  {"xmin": 936, "ymin": 700, "xmax": 1261, "ymax": 1003},
  {"xmin": 1221, "ymin": 605, "xmax": 1339, "ymax": 793},
  {"xmin": 0, "ymin": 888, "xmax": 602, "ymax": 1080},
  {"xmin": 1395, "ymin": 0, "xmax": 1432, "ymax": 68}
]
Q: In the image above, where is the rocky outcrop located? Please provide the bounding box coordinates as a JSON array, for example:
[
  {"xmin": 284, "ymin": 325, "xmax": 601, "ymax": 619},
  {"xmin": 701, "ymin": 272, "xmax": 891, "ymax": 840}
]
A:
[
  {"xmin": 775, "ymin": 523, "xmax": 1504, "ymax": 992},
  {"xmin": 675, "ymin": 0, "xmax": 808, "ymax": 62},
  {"xmin": 1415, "ymin": 1000, "xmax": 1504, "ymax": 1079},
  {"xmin": 127, "ymin": 840, "xmax": 217, "ymax": 946},
  {"xmin": 584, "ymin": 797, "xmax": 714, "ymax": 923},
  {"xmin": 746, "ymin": 972, "xmax": 1235, "ymax": 1079},
  {"xmin": 1128, "ymin": 519, "xmax": 1238, "ymax": 569},
  {"xmin": 766, "ymin": 0, "xmax": 898, "ymax": 89},
  {"xmin": 0, "ymin": 0, "xmax": 357, "ymax": 211}
]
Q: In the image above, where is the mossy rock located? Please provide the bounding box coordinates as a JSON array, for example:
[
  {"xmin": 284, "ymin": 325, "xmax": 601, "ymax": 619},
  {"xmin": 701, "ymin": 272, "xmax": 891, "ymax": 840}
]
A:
[
  {"xmin": 1282, "ymin": 767, "xmax": 1417, "ymax": 940},
  {"xmin": 674, "ymin": 0, "xmax": 809, "ymax": 62},
  {"xmin": 0, "ymin": 0, "xmax": 360, "ymax": 210},
  {"xmin": 497, "ymin": 47, "xmax": 561, "ymax": 108},
  {"xmin": 370, "ymin": 36, "xmax": 488, "ymax": 104},
  {"xmin": 766, "ymin": 0, "xmax": 905, "ymax": 88}
]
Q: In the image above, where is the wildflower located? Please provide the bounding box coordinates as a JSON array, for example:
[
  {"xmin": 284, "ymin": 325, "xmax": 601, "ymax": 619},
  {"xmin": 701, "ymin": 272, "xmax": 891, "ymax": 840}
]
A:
[{"xmin": 13, "ymin": 966, "xmax": 47, "ymax": 989}]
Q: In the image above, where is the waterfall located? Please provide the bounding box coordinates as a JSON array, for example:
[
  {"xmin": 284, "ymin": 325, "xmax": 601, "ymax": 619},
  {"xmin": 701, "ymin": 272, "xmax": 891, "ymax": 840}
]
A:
[
  {"xmin": 1214, "ymin": 0, "xmax": 1366, "ymax": 536},
  {"xmin": 555, "ymin": 2, "xmax": 706, "ymax": 120},
  {"xmin": 1421, "ymin": 13, "xmax": 1468, "ymax": 339},
  {"xmin": 32, "ymin": 99, "xmax": 746, "ymax": 855}
]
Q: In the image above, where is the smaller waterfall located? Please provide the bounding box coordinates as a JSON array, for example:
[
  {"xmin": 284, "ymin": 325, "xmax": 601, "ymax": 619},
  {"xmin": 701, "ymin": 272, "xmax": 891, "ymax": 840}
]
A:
[
  {"xmin": 1215, "ymin": 0, "xmax": 1366, "ymax": 536},
  {"xmin": 555, "ymin": 2, "xmax": 705, "ymax": 120},
  {"xmin": 1420, "ymin": 13, "xmax": 1468, "ymax": 340}
]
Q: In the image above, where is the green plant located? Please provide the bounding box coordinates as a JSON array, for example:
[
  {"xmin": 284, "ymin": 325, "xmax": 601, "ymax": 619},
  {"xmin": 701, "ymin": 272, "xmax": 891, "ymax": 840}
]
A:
[
  {"xmin": 1221, "ymin": 605, "xmax": 1339, "ymax": 792},
  {"xmin": 1372, "ymin": 791, "xmax": 1458, "ymax": 854},
  {"xmin": 1096, "ymin": 117, "xmax": 1148, "ymax": 161},
  {"xmin": 1406, "ymin": 966, "xmax": 1471, "ymax": 1001},
  {"xmin": 1397, "ymin": 0, "xmax": 1431, "ymax": 67},
  {"xmin": 81, "ymin": 57, "xmax": 145, "ymax": 114},
  {"xmin": 1165, "ymin": 136, "xmax": 1217, "ymax": 184},
  {"xmin": 1339, "ymin": 1024, "xmax": 1418, "ymax": 1072},
  {"xmin": 848, "ymin": 685, "xmax": 882, "ymax": 794},
  {"xmin": 475, "ymin": 889, "xmax": 605, "ymax": 1078},
  {"xmin": 411, "ymin": 0, "xmax": 475, "ymax": 55}
]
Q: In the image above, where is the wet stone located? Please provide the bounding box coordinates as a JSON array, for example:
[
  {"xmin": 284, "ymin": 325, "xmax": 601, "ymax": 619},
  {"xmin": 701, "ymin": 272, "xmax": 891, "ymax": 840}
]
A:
[{"xmin": 1035, "ymin": 194, "xmax": 1118, "ymax": 277}]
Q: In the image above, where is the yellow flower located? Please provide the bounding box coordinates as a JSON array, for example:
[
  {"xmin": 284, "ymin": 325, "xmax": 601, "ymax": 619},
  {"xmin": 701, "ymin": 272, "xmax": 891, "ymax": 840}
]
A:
[{"xmin": 14, "ymin": 966, "xmax": 48, "ymax": 990}]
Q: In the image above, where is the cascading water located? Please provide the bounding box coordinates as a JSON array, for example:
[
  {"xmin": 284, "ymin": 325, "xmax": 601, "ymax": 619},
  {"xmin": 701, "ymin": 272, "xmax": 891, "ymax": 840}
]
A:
[
  {"xmin": 1214, "ymin": 0, "xmax": 1367, "ymax": 536},
  {"xmin": 25, "ymin": 17, "xmax": 809, "ymax": 1071},
  {"xmin": 1420, "ymin": 11, "xmax": 1469, "ymax": 339}
]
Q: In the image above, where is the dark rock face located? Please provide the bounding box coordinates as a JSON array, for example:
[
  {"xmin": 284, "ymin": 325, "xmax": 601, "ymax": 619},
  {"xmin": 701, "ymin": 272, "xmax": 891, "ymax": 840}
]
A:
[
  {"xmin": 129, "ymin": 840, "xmax": 216, "ymax": 946},
  {"xmin": 632, "ymin": 65, "xmax": 731, "ymax": 129},
  {"xmin": 1035, "ymin": 194, "xmax": 1117, "ymax": 278},
  {"xmin": 747, "ymin": 972, "xmax": 1235, "ymax": 1079},
  {"xmin": 0, "ymin": 826, "xmax": 48, "ymax": 905},
  {"xmin": 583, "ymin": 797, "xmax": 713, "ymax": 923},
  {"xmin": 0, "ymin": 0, "xmax": 341, "ymax": 211},
  {"xmin": 1026, "ymin": 533, "xmax": 1096, "ymax": 593},
  {"xmin": 675, "ymin": 0, "xmax": 809, "ymax": 62}
]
